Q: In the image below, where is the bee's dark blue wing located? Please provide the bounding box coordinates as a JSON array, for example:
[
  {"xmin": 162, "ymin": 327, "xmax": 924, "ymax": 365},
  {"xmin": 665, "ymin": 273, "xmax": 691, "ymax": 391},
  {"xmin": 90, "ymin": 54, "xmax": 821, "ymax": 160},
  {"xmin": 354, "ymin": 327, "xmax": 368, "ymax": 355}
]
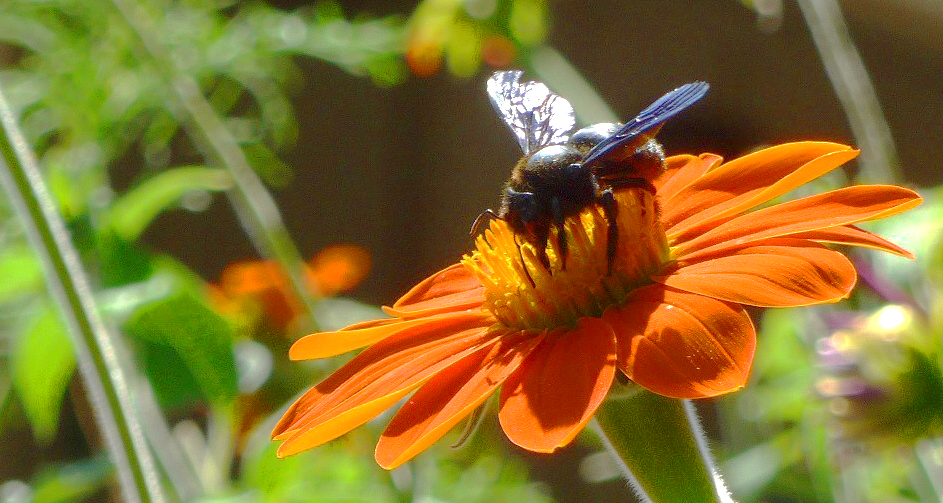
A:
[{"xmin": 581, "ymin": 82, "xmax": 709, "ymax": 166}]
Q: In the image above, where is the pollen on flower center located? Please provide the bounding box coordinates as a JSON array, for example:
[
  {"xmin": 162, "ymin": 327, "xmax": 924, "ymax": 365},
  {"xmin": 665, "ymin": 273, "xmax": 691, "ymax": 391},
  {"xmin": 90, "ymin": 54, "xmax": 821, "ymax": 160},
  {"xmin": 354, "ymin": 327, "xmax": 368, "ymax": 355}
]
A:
[{"xmin": 462, "ymin": 189, "xmax": 669, "ymax": 330}]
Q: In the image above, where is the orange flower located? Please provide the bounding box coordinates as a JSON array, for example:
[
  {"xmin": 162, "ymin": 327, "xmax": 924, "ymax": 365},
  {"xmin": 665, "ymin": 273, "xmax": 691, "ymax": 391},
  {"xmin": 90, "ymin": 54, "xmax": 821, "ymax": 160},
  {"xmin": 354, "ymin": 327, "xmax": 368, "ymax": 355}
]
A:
[
  {"xmin": 214, "ymin": 245, "xmax": 371, "ymax": 328},
  {"xmin": 272, "ymin": 142, "xmax": 920, "ymax": 469},
  {"xmin": 308, "ymin": 244, "xmax": 372, "ymax": 297}
]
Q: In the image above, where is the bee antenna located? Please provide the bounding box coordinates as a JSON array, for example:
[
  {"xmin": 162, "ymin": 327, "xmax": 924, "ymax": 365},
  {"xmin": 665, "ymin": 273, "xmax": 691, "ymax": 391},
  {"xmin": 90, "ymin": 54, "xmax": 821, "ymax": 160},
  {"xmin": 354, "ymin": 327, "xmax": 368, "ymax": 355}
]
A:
[{"xmin": 469, "ymin": 209, "xmax": 501, "ymax": 236}]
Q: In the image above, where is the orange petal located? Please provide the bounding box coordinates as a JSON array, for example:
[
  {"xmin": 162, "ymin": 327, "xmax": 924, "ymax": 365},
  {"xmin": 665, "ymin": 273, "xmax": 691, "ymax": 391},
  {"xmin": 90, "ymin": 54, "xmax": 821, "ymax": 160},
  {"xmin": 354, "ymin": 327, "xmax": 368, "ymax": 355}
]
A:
[
  {"xmin": 655, "ymin": 153, "xmax": 723, "ymax": 202},
  {"xmin": 662, "ymin": 142, "xmax": 853, "ymax": 233},
  {"xmin": 668, "ymin": 149, "xmax": 860, "ymax": 240},
  {"xmin": 272, "ymin": 313, "xmax": 502, "ymax": 451},
  {"xmin": 498, "ymin": 318, "xmax": 616, "ymax": 453},
  {"xmin": 385, "ymin": 263, "xmax": 484, "ymax": 318},
  {"xmin": 604, "ymin": 284, "xmax": 755, "ymax": 398},
  {"xmin": 277, "ymin": 386, "xmax": 418, "ymax": 457},
  {"xmin": 657, "ymin": 240, "xmax": 857, "ymax": 307},
  {"xmin": 336, "ymin": 317, "xmax": 401, "ymax": 332},
  {"xmin": 654, "ymin": 154, "xmax": 696, "ymax": 191},
  {"xmin": 375, "ymin": 330, "xmax": 544, "ymax": 469},
  {"xmin": 289, "ymin": 310, "xmax": 493, "ymax": 360},
  {"xmin": 789, "ymin": 225, "xmax": 914, "ymax": 259},
  {"xmin": 674, "ymin": 185, "xmax": 922, "ymax": 260}
]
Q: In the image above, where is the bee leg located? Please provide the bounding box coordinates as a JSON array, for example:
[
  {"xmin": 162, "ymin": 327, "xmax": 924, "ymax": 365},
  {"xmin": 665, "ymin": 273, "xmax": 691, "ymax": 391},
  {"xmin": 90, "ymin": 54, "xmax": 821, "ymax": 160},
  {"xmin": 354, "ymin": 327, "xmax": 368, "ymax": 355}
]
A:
[
  {"xmin": 599, "ymin": 188, "xmax": 619, "ymax": 276},
  {"xmin": 469, "ymin": 208, "xmax": 501, "ymax": 236},
  {"xmin": 513, "ymin": 234, "xmax": 536, "ymax": 288},
  {"xmin": 533, "ymin": 222, "xmax": 552, "ymax": 273},
  {"xmin": 551, "ymin": 196, "xmax": 567, "ymax": 270}
]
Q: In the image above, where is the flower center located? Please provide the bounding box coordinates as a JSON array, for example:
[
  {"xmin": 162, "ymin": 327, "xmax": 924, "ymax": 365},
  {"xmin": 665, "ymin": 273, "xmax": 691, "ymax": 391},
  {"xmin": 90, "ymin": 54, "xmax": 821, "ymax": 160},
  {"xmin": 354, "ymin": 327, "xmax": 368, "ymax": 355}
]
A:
[{"xmin": 462, "ymin": 189, "xmax": 669, "ymax": 330}]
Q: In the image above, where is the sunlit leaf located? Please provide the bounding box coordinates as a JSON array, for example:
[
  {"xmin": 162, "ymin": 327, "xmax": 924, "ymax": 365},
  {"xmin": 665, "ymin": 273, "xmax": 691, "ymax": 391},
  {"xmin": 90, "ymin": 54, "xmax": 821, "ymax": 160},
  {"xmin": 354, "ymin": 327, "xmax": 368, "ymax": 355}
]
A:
[
  {"xmin": 94, "ymin": 232, "xmax": 154, "ymax": 288},
  {"xmin": 124, "ymin": 293, "xmax": 238, "ymax": 405},
  {"xmin": 0, "ymin": 245, "xmax": 43, "ymax": 303},
  {"xmin": 107, "ymin": 167, "xmax": 232, "ymax": 241},
  {"xmin": 0, "ymin": 12, "xmax": 57, "ymax": 53},
  {"xmin": 242, "ymin": 143, "xmax": 292, "ymax": 187},
  {"xmin": 12, "ymin": 305, "xmax": 76, "ymax": 443},
  {"xmin": 138, "ymin": 340, "xmax": 205, "ymax": 411},
  {"xmin": 509, "ymin": 0, "xmax": 546, "ymax": 46},
  {"xmin": 863, "ymin": 188, "xmax": 943, "ymax": 289},
  {"xmin": 31, "ymin": 454, "xmax": 112, "ymax": 503},
  {"xmin": 241, "ymin": 441, "xmax": 399, "ymax": 503},
  {"xmin": 444, "ymin": 20, "xmax": 481, "ymax": 78}
]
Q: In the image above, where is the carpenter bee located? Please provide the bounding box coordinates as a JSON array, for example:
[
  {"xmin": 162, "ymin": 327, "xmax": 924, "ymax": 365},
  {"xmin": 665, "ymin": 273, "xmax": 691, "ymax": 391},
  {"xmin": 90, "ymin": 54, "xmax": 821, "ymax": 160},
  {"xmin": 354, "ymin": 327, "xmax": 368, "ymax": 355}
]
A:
[{"xmin": 471, "ymin": 71, "xmax": 708, "ymax": 278}]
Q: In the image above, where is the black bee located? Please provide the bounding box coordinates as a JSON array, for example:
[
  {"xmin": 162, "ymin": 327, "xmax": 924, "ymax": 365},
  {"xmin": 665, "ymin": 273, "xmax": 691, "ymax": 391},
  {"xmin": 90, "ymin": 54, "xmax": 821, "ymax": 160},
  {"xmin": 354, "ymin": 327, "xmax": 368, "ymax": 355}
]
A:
[{"xmin": 471, "ymin": 71, "xmax": 708, "ymax": 279}]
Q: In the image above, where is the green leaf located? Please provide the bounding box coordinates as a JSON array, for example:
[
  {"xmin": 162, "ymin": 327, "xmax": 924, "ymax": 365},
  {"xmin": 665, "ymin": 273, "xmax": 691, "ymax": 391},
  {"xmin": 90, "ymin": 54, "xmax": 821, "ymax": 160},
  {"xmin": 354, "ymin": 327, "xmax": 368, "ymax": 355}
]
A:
[
  {"xmin": 124, "ymin": 292, "xmax": 238, "ymax": 405},
  {"xmin": 864, "ymin": 188, "xmax": 943, "ymax": 285},
  {"xmin": 31, "ymin": 454, "xmax": 113, "ymax": 503},
  {"xmin": 0, "ymin": 245, "xmax": 43, "ymax": 303},
  {"xmin": 94, "ymin": 231, "xmax": 154, "ymax": 287},
  {"xmin": 594, "ymin": 390, "xmax": 731, "ymax": 503},
  {"xmin": 0, "ymin": 13, "xmax": 57, "ymax": 53},
  {"xmin": 138, "ymin": 340, "xmax": 204, "ymax": 411},
  {"xmin": 107, "ymin": 166, "xmax": 231, "ymax": 240},
  {"xmin": 240, "ymin": 439, "xmax": 399, "ymax": 503},
  {"xmin": 242, "ymin": 143, "xmax": 292, "ymax": 187},
  {"xmin": 11, "ymin": 305, "xmax": 76, "ymax": 443}
]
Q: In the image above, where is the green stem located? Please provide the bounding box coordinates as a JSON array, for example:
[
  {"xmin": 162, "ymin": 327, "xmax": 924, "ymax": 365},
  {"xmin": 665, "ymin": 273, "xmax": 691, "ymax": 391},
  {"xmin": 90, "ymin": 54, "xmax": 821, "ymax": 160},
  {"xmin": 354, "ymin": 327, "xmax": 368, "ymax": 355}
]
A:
[
  {"xmin": 108, "ymin": 0, "xmax": 321, "ymax": 326},
  {"xmin": 0, "ymin": 84, "xmax": 162, "ymax": 503},
  {"xmin": 594, "ymin": 390, "xmax": 731, "ymax": 503},
  {"xmin": 796, "ymin": 0, "xmax": 901, "ymax": 183},
  {"xmin": 134, "ymin": 379, "xmax": 203, "ymax": 500}
]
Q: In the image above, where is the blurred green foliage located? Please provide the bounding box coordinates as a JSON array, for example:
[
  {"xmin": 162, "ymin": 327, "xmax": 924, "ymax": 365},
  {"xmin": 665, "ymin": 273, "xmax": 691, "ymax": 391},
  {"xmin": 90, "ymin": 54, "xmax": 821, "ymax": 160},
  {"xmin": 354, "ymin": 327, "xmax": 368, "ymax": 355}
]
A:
[
  {"xmin": 29, "ymin": 455, "xmax": 113, "ymax": 503},
  {"xmin": 126, "ymin": 291, "xmax": 238, "ymax": 408},
  {"xmin": 0, "ymin": 0, "xmax": 940, "ymax": 502},
  {"xmin": 231, "ymin": 424, "xmax": 551, "ymax": 503},
  {"xmin": 11, "ymin": 305, "xmax": 76, "ymax": 443}
]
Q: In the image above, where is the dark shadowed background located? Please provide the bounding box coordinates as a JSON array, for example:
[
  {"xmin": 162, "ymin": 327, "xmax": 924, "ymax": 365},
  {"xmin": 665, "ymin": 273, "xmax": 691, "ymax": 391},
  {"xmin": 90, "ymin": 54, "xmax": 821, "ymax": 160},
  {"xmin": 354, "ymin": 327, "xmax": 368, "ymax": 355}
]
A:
[{"xmin": 142, "ymin": 0, "xmax": 942, "ymax": 308}]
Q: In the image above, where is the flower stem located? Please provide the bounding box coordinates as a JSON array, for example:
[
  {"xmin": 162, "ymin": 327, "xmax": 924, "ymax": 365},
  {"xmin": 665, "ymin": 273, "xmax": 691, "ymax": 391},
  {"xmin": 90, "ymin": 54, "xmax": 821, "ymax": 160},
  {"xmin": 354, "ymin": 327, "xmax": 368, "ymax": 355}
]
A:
[
  {"xmin": 593, "ymin": 390, "xmax": 731, "ymax": 503},
  {"xmin": 109, "ymin": 0, "xmax": 321, "ymax": 326},
  {"xmin": 0, "ymin": 84, "xmax": 163, "ymax": 503},
  {"xmin": 796, "ymin": 0, "xmax": 901, "ymax": 183}
]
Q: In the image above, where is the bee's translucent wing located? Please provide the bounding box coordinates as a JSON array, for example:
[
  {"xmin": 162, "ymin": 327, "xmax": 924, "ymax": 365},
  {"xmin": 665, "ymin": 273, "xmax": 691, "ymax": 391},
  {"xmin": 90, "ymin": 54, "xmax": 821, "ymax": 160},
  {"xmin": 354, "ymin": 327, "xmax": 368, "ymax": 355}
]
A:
[
  {"xmin": 582, "ymin": 82, "xmax": 709, "ymax": 166},
  {"xmin": 487, "ymin": 71, "xmax": 575, "ymax": 155}
]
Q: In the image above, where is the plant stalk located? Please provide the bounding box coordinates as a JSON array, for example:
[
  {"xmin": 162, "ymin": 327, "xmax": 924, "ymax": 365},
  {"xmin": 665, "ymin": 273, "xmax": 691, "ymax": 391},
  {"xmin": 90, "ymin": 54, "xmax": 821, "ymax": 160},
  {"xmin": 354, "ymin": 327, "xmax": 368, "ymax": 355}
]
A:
[
  {"xmin": 796, "ymin": 0, "xmax": 901, "ymax": 183},
  {"xmin": 109, "ymin": 0, "xmax": 321, "ymax": 326},
  {"xmin": 593, "ymin": 391, "xmax": 732, "ymax": 503},
  {"xmin": 0, "ymin": 83, "xmax": 162, "ymax": 503}
]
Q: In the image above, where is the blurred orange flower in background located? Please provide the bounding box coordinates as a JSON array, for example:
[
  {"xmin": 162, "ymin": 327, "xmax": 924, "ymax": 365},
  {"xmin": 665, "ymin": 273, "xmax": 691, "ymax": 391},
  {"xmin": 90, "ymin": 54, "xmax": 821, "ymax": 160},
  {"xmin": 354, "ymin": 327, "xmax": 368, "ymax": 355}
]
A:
[
  {"xmin": 212, "ymin": 244, "xmax": 371, "ymax": 329},
  {"xmin": 403, "ymin": 0, "xmax": 528, "ymax": 78},
  {"xmin": 272, "ymin": 142, "xmax": 920, "ymax": 469}
]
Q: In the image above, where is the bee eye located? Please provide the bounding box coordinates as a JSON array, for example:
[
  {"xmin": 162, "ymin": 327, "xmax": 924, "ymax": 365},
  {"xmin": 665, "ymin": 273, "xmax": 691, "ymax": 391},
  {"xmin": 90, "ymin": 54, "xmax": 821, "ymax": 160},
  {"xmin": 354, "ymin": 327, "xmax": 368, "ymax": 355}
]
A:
[
  {"xmin": 569, "ymin": 123, "xmax": 622, "ymax": 150},
  {"xmin": 526, "ymin": 144, "xmax": 581, "ymax": 170}
]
